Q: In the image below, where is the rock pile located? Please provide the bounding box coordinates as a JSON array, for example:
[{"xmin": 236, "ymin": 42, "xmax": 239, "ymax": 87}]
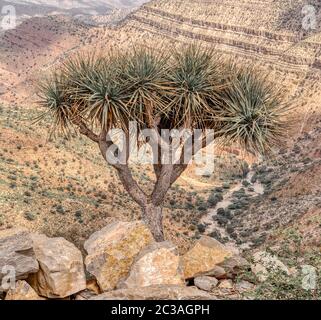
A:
[{"xmin": 0, "ymin": 221, "xmax": 279, "ymax": 300}]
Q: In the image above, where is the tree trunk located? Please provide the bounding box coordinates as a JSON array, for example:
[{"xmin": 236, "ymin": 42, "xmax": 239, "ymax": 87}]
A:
[{"xmin": 142, "ymin": 203, "xmax": 164, "ymax": 242}]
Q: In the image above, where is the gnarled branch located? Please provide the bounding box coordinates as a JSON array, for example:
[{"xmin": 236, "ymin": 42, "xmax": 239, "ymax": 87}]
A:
[{"xmin": 72, "ymin": 118, "xmax": 99, "ymax": 143}]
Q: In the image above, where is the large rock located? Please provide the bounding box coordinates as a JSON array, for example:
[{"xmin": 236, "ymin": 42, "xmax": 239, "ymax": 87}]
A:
[
  {"xmin": 251, "ymin": 251, "xmax": 290, "ymax": 282},
  {"xmin": 84, "ymin": 221, "xmax": 154, "ymax": 291},
  {"xmin": 0, "ymin": 228, "xmax": 39, "ymax": 290},
  {"xmin": 90, "ymin": 285, "xmax": 215, "ymax": 300},
  {"xmin": 194, "ymin": 276, "xmax": 218, "ymax": 292},
  {"xmin": 28, "ymin": 234, "xmax": 86, "ymax": 298},
  {"xmin": 5, "ymin": 280, "xmax": 44, "ymax": 300},
  {"xmin": 122, "ymin": 242, "xmax": 184, "ymax": 288},
  {"xmin": 182, "ymin": 236, "xmax": 233, "ymax": 279}
]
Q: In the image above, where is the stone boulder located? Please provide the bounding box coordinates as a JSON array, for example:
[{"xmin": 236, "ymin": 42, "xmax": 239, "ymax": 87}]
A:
[
  {"xmin": 28, "ymin": 234, "xmax": 86, "ymax": 298},
  {"xmin": 90, "ymin": 285, "xmax": 215, "ymax": 300},
  {"xmin": 0, "ymin": 228, "xmax": 38, "ymax": 290},
  {"xmin": 84, "ymin": 221, "xmax": 154, "ymax": 291},
  {"xmin": 122, "ymin": 241, "xmax": 184, "ymax": 288},
  {"xmin": 5, "ymin": 280, "xmax": 45, "ymax": 300},
  {"xmin": 182, "ymin": 236, "xmax": 233, "ymax": 279},
  {"xmin": 194, "ymin": 276, "xmax": 218, "ymax": 292},
  {"xmin": 251, "ymin": 251, "xmax": 290, "ymax": 282}
]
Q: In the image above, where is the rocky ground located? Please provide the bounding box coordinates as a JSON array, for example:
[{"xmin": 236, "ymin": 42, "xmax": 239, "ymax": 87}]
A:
[{"xmin": 2, "ymin": 221, "xmax": 317, "ymax": 301}]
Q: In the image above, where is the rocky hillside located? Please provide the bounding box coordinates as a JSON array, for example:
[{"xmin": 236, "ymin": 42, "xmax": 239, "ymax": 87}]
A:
[
  {"xmin": 120, "ymin": 0, "xmax": 321, "ymax": 122},
  {"xmin": 0, "ymin": 0, "xmax": 320, "ymax": 299},
  {"xmin": 0, "ymin": 15, "xmax": 92, "ymax": 104}
]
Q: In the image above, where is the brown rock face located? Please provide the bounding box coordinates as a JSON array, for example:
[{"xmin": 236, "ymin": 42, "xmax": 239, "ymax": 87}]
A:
[
  {"xmin": 182, "ymin": 236, "xmax": 233, "ymax": 279},
  {"xmin": 90, "ymin": 285, "xmax": 215, "ymax": 300},
  {"xmin": 84, "ymin": 221, "xmax": 154, "ymax": 291},
  {"xmin": 0, "ymin": 228, "xmax": 39, "ymax": 290},
  {"xmin": 28, "ymin": 234, "xmax": 86, "ymax": 298},
  {"xmin": 123, "ymin": 241, "xmax": 184, "ymax": 288},
  {"xmin": 5, "ymin": 280, "xmax": 45, "ymax": 300}
]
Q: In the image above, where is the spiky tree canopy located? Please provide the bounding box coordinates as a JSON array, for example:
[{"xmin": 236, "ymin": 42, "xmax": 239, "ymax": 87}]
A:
[{"xmin": 38, "ymin": 45, "xmax": 289, "ymax": 154}]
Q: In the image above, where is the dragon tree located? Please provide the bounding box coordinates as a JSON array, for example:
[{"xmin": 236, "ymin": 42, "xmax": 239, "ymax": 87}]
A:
[{"xmin": 37, "ymin": 45, "xmax": 289, "ymax": 241}]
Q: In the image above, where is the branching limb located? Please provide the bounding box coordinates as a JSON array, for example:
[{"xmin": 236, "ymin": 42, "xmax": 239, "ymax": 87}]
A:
[
  {"xmin": 115, "ymin": 164, "xmax": 148, "ymax": 207},
  {"xmin": 151, "ymin": 130, "xmax": 215, "ymax": 204},
  {"xmin": 98, "ymin": 129, "xmax": 148, "ymax": 207},
  {"xmin": 72, "ymin": 118, "xmax": 100, "ymax": 143}
]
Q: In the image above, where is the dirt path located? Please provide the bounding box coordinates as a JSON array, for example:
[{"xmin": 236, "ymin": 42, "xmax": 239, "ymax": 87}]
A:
[{"xmin": 201, "ymin": 168, "xmax": 264, "ymax": 248}]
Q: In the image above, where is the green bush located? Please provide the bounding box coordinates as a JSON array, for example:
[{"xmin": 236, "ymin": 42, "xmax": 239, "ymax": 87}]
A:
[{"xmin": 207, "ymin": 193, "xmax": 223, "ymax": 207}]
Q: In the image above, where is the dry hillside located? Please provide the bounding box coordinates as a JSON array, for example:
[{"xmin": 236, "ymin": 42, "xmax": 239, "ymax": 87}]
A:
[{"xmin": 0, "ymin": 0, "xmax": 320, "ymax": 264}]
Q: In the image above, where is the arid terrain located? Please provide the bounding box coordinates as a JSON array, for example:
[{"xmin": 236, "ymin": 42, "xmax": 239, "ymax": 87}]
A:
[{"xmin": 0, "ymin": 0, "xmax": 320, "ymax": 299}]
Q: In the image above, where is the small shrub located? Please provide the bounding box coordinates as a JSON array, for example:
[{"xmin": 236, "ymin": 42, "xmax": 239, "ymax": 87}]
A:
[{"xmin": 24, "ymin": 212, "xmax": 37, "ymax": 221}]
